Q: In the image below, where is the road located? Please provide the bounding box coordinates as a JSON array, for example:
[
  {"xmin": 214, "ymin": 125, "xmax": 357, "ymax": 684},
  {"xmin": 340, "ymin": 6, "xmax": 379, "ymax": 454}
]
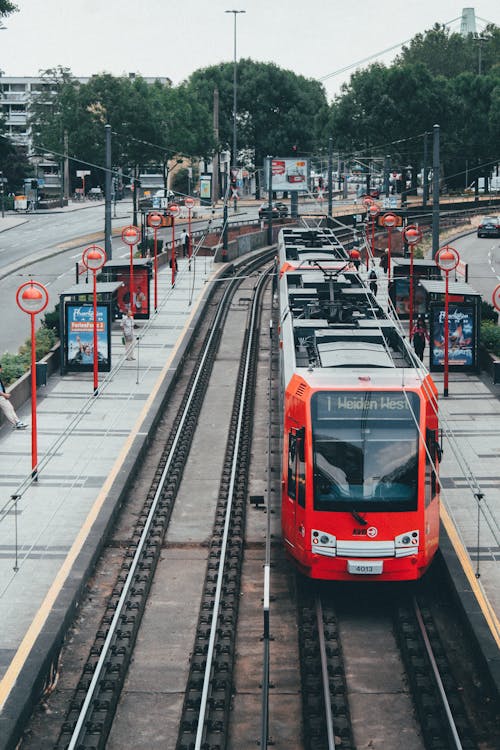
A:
[{"xmin": 452, "ymin": 230, "xmax": 500, "ymax": 303}]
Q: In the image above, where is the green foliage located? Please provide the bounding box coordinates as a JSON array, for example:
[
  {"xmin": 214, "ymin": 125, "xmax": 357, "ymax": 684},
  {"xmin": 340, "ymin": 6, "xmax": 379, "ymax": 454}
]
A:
[
  {"xmin": 0, "ymin": 1, "xmax": 17, "ymax": 17},
  {"xmin": 42, "ymin": 303, "xmax": 61, "ymax": 337},
  {"xmin": 139, "ymin": 237, "xmax": 164, "ymax": 255},
  {"xmin": 0, "ymin": 327, "xmax": 57, "ymax": 386},
  {"xmin": 481, "ymin": 300, "xmax": 499, "ymax": 323},
  {"xmin": 481, "ymin": 321, "xmax": 500, "ymax": 357},
  {"xmin": 0, "ymin": 352, "xmax": 27, "ymax": 386}
]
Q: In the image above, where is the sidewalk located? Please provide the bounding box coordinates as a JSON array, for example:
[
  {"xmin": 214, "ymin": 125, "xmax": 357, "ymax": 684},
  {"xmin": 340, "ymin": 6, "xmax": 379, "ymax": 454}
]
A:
[{"xmin": 0, "ymin": 254, "xmax": 219, "ymax": 746}]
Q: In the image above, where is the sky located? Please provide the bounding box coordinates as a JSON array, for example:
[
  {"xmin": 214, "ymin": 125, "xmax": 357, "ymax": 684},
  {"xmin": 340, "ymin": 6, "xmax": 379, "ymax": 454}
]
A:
[{"xmin": 0, "ymin": 1, "xmax": 498, "ymax": 101}]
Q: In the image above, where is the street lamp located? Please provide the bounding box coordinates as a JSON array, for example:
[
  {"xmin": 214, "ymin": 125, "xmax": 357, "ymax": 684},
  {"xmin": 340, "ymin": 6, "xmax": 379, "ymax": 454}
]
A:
[
  {"xmin": 435, "ymin": 245, "xmax": 460, "ymax": 398},
  {"xmin": 367, "ymin": 203, "xmax": 380, "ymax": 269},
  {"xmin": 382, "ymin": 212, "xmax": 397, "ymax": 279},
  {"xmin": 16, "ymin": 280, "xmax": 49, "ymax": 479},
  {"xmin": 121, "ymin": 225, "xmax": 141, "ymax": 313},
  {"xmin": 184, "ymin": 196, "xmax": 195, "ymax": 265},
  {"xmin": 225, "ymin": 9, "xmax": 246, "ymax": 213},
  {"xmin": 168, "ymin": 203, "xmax": 180, "ymax": 286},
  {"xmin": 402, "ymin": 224, "xmax": 423, "ymax": 335},
  {"xmin": 82, "ymin": 244, "xmax": 107, "ymax": 396},
  {"xmin": 147, "ymin": 212, "xmax": 163, "ymax": 311}
]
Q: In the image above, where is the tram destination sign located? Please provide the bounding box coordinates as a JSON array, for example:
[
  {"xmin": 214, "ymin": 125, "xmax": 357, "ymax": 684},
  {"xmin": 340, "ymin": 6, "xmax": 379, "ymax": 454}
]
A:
[{"xmin": 314, "ymin": 391, "xmax": 417, "ymax": 419}]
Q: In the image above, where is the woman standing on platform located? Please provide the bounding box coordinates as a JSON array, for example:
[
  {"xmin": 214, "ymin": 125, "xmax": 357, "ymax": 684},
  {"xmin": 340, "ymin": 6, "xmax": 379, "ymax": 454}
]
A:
[{"xmin": 120, "ymin": 310, "xmax": 136, "ymax": 360}]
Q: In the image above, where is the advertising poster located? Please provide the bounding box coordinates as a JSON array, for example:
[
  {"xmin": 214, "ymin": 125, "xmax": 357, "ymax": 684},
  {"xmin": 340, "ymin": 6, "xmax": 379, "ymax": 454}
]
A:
[
  {"xmin": 199, "ymin": 174, "xmax": 212, "ymax": 202},
  {"xmin": 264, "ymin": 157, "xmax": 309, "ymax": 192},
  {"xmin": 430, "ymin": 304, "xmax": 474, "ymax": 369},
  {"xmin": 116, "ymin": 266, "xmax": 150, "ymax": 319},
  {"xmin": 66, "ymin": 303, "xmax": 111, "ymax": 372}
]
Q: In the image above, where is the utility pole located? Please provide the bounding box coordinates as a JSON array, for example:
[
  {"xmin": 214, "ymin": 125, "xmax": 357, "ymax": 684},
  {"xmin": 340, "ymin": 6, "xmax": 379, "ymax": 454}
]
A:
[
  {"xmin": 105, "ymin": 124, "xmax": 112, "ymax": 260},
  {"xmin": 432, "ymin": 124, "xmax": 440, "ymax": 258},
  {"xmin": 267, "ymin": 157, "xmax": 273, "ymax": 246},
  {"xmin": 327, "ymin": 137, "xmax": 333, "ymax": 219},
  {"xmin": 63, "ymin": 130, "xmax": 70, "ymax": 203},
  {"xmin": 422, "ymin": 132, "xmax": 429, "ymax": 207},
  {"xmin": 225, "ymin": 9, "xmax": 246, "ymax": 213},
  {"xmin": 384, "ymin": 155, "xmax": 390, "ymax": 198},
  {"xmin": 213, "ymin": 88, "xmax": 220, "ymax": 204}
]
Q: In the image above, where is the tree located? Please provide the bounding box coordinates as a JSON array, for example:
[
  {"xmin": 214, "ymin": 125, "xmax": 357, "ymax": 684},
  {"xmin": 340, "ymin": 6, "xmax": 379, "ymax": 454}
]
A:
[
  {"xmin": 0, "ymin": 1, "xmax": 17, "ymax": 17},
  {"xmin": 29, "ymin": 70, "xmax": 214, "ymax": 192},
  {"xmin": 186, "ymin": 60, "xmax": 328, "ymax": 193}
]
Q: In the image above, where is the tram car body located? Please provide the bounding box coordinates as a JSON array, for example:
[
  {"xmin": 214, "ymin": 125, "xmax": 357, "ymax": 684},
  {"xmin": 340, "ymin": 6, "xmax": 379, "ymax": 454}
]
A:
[
  {"xmin": 278, "ymin": 226, "xmax": 349, "ymax": 277},
  {"xmin": 279, "ymin": 230, "xmax": 440, "ymax": 582}
]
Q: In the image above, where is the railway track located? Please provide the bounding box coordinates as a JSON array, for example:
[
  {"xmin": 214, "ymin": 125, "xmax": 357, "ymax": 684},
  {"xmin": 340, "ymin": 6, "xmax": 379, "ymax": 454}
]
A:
[{"xmin": 296, "ymin": 576, "xmax": 493, "ymax": 750}]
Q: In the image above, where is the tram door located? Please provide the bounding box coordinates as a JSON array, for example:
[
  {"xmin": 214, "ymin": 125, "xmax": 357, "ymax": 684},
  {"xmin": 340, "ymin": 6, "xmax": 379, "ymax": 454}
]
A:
[{"xmin": 286, "ymin": 427, "xmax": 307, "ymax": 554}]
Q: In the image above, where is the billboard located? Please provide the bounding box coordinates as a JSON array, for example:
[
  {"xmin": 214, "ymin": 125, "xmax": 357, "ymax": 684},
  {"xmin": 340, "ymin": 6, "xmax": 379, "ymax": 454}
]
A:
[
  {"xmin": 430, "ymin": 304, "xmax": 475, "ymax": 369},
  {"xmin": 264, "ymin": 157, "xmax": 310, "ymax": 192},
  {"xmin": 65, "ymin": 302, "xmax": 111, "ymax": 372},
  {"xmin": 115, "ymin": 266, "xmax": 150, "ymax": 319}
]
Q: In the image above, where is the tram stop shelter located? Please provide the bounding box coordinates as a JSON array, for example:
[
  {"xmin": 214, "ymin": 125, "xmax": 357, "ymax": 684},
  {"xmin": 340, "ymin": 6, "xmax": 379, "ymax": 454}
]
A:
[
  {"xmin": 58, "ymin": 281, "xmax": 122, "ymax": 375},
  {"xmin": 419, "ymin": 279, "xmax": 482, "ymax": 374},
  {"xmin": 389, "ymin": 259, "xmax": 441, "ymax": 318},
  {"xmin": 99, "ymin": 259, "xmax": 152, "ymax": 320}
]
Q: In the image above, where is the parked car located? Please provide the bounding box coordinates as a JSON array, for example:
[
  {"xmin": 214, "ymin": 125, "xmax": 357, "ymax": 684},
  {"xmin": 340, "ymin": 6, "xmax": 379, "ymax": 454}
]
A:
[
  {"xmin": 258, "ymin": 201, "xmax": 288, "ymax": 219},
  {"xmin": 477, "ymin": 216, "xmax": 500, "ymax": 238}
]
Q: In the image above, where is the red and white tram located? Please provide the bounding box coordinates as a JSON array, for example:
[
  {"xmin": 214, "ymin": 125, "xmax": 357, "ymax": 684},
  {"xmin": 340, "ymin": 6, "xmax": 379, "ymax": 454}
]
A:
[{"xmin": 279, "ymin": 229, "xmax": 440, "ymax": 581}]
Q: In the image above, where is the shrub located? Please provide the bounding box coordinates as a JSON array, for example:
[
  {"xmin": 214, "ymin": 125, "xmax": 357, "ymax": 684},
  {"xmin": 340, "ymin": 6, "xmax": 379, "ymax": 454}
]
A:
[
  {"xmin": 481, "ymin": 321, "xmax": 500, "ymax": 357},
  {"xmin": 1, "ymin": 327, "xmax": 58, "ymax": 386}
]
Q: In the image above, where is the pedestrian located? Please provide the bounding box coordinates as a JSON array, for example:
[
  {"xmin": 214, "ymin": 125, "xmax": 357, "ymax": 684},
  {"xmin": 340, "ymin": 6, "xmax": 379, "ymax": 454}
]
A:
[
  {"xmin": 411, "ymin": 315, "xmax": 429, "ymax": 361},
  {"xmin": 180, "ymin": 229, "xmax": 190, "ymax": 258},
  {"xmin": 368, "ymin": 267, "xmax": 378, "ymax": 296},
  {"xmin": 120, "ymin": 310, "xmax": 136, "ymax": 360},
  {"xmin": 349, "ymin": 247, "xmax": 361, "ymax": 270},
  {"xmin": 0, "ymin": 363, "xmax": 27, "ymax": 429},
  {"xmin": 380, "ymin": 249, "xmax": 389, "ymax": 275}
]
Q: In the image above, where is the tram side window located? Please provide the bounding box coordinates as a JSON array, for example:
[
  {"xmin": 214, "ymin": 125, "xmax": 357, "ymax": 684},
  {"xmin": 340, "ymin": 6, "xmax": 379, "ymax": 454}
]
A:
[
  {"xmin": 287, "ymin": 429, "xmax": 306, "ymax": 508},
  {"xmin": 288, "ymin": 432, "xmax": 297, "ymax": 501},
  {"xmin": 425, "ymin": 428, "xmax": 440, "ymax": 504}
]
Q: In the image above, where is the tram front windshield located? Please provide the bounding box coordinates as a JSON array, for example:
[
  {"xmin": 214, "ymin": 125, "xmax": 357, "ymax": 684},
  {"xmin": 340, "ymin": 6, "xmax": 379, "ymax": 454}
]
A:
[{"xmin": 312, "ymin": 391, "xmax": 419, "ymax": 512}]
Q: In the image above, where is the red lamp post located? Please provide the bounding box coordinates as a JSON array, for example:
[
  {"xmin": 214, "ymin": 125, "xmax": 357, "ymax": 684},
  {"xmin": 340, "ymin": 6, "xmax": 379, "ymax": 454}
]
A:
[
  {"xmin": 16, "ymin": 280, "xmax": 49, "ymax": 479},
  {"xmin": 184, "ymin": 197, "xmax": 195, "ymax": 260},
  {"xmin": 435, "ymin": 246, "xmax": 460, "ymax": 398},
  {"xmin": 121, "ymin": 225, "xmax": 141, "ymax": 313},
  {"xmin": 82, "ymin": 245, "xmax": 107, "ymax": 396},
  {"xmin": 147, "ymin": 212, "xmax": 163, "ymax": 311},
  {"xmin": 382, "ymin": 212, "xmax": 397, "ymax": 279},
  {"xmin": 168, "ymin": 203, "xmax": 180, "ymax": 286},
  {"xmin": 402, "ymin": 224, "xmax": 423, "ymax": 335},
  {"xmin": 368, "ymin": 204, "xmax": 380, "ymax": 268}
]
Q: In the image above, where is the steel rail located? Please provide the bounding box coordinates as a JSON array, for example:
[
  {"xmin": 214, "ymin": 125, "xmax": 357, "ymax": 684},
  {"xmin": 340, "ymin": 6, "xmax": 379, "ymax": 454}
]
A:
[
  {"xmin": 413, "ymin": 598, "xmax": 464, "ymax": 750},
  {"xmin": 316, "ymin": 595, "xmax": 337, "ymax": 750},
  {"xmin": 194, "ymin": 267, "xmax": 271, "ymax": 750}
]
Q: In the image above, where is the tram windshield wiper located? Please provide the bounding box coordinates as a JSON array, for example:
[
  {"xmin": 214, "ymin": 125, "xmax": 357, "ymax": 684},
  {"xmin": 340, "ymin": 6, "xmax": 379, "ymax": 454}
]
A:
[{"xmin": 350, "ymin": 509, "xmax": 367, "ymax": 525}]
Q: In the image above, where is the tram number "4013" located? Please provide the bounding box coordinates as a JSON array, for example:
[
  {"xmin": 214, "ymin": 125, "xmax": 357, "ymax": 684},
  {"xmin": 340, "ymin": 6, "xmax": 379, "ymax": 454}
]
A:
[{"xmin": 347, "ymin": 560, "xmax": 383, "ymax": 575}]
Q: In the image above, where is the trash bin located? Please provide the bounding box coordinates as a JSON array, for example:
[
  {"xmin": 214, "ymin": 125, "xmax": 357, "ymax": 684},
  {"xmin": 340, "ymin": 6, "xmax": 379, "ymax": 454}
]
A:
[{"xmin": 36, "ymin": 362, "xmax": 48, "ymax": 386}]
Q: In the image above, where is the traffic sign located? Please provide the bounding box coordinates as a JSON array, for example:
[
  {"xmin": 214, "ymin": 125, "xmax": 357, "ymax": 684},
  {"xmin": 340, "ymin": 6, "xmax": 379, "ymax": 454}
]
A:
[
  {"xmin": 184, "ymin": 197, "xmax": 195, "ymax": 208},
  {"xmin": 231, "ymin": 186, "xmax": 239, "ymax": 200},
  {"xmin": 492, "ymin": 284, "xmax": 500, "ymax": 312},
  {"xmin": 168, "ymin": 203, "xmax": 180, "ymax": 216}
]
